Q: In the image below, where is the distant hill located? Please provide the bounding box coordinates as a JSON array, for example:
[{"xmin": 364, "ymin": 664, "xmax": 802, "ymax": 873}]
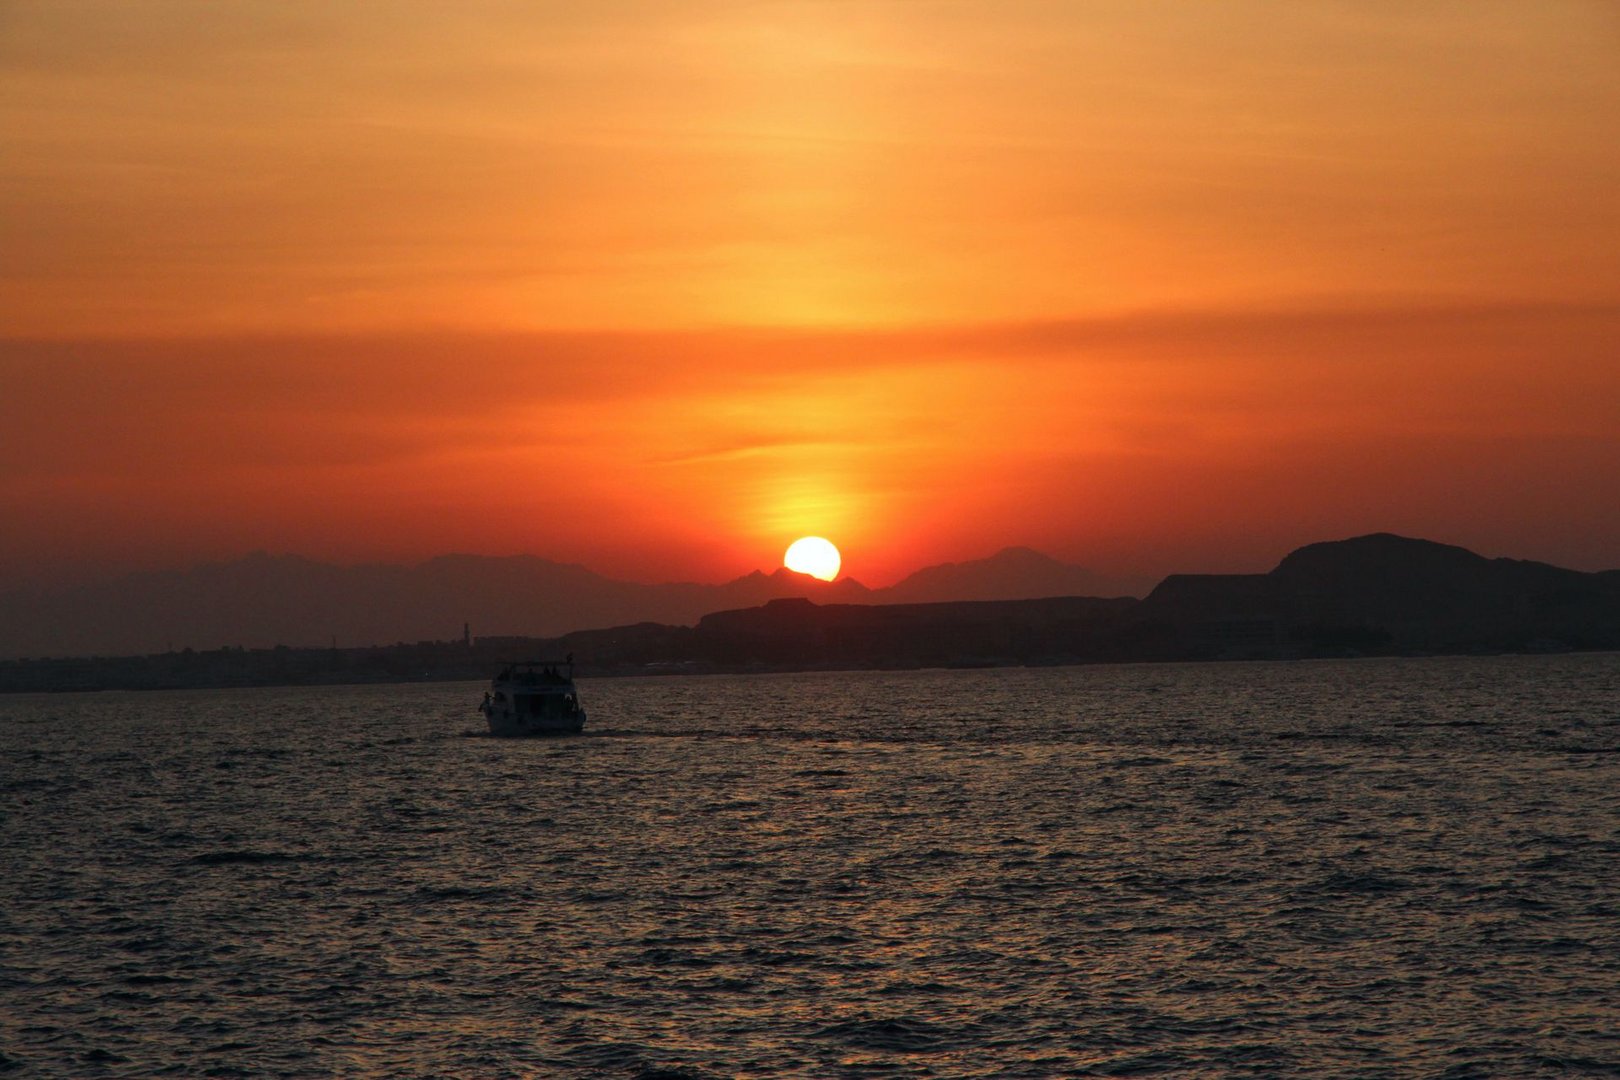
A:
[
  {"xmin": 0, "ymin": 546, "xmax": 1125, "ymax": 659},
  {"xmin": 881, "ymin": 546, "xmax": 1124, "ymax": 604},
  {"xmin": 1141, "ymin": 533, "xmax": 1620, "ymax": 653}
]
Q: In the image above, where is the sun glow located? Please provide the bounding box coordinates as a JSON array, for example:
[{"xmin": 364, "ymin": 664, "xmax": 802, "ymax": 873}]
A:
[{"xmin": 784, "ymin": 536, "xmax": 841, "ymax": 581}]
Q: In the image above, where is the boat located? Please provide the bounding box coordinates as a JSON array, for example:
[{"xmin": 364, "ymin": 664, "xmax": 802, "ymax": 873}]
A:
[{"xmin": 479, "ymin": 659, "xmax": 586, "ymax": 736}]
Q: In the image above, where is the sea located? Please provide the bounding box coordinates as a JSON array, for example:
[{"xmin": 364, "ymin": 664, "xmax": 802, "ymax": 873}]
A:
[{"xmin": 2, "ymin": 654, "xmax": 1618, "ymax": 1078}]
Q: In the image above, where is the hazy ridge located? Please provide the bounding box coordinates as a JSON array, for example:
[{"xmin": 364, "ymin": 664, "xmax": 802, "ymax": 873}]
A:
[{"xmin": 0, "ymin": 546, "xmax": 1129, "ymax": 660}]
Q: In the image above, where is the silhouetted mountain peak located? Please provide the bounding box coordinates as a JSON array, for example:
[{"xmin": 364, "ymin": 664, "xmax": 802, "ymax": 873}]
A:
[
  {"xmin": 1267, "ymin": 533, "xmax": 1599, "ymax": 601},
  {"xmin": 884, "ymin": 545, "xmax": 1121, "ymax": 603},
  {"xmin": 906, "ymin": 546, "xmax": 1061, "ymax": 574},
  {"xmin": 721, "ymin": 567, "xmax": 867, "ymax": 591},
  {"xmin": 986, "ymin": 545, "xmax": 1063, "ymax": 564},
  {"xmin": 1140, "ymin": 532, "xmax": 1620, "ymax": 654},
  {"xmin": 1272, "ymin": 533, "xmax": 1485, "ymax": 578},
  {"xmin": 762, "ymin": 566, "xmax": 869, "ymax": 588}
]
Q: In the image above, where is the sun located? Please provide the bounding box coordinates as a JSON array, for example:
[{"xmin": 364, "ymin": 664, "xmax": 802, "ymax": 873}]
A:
[{"xmin": 784, "ymin": 536, "xmax": 841, "ymax": 581}]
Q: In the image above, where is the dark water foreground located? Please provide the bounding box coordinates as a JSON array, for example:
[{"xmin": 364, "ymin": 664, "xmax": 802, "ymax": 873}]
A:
[{"xmin": 3, "ymin": 655, "xmax": 1618, "ymax": 1078}]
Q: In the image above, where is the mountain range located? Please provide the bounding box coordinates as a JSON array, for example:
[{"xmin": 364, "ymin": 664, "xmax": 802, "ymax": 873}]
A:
[
  {"xmin": 664, "ymin": 532, "xmax": 1620, "ymax": 667},
  {"xmin": 0, "ymin": 546, "xmax": 1132, "ymax": 660},
  {"xmin": 4, "ymin": 534, "xmax": 1617, "ymax": 690}
]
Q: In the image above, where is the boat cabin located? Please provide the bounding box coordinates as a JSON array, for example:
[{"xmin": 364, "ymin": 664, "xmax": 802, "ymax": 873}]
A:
[{"xmin": 482, "ymin": 659, "xmax": 585, "ymax": 734}]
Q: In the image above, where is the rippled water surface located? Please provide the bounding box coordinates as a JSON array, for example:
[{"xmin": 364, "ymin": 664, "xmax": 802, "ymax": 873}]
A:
[{"xmin": 4, "ymin": 655, "xmax": 1620, "ymax": 1077}]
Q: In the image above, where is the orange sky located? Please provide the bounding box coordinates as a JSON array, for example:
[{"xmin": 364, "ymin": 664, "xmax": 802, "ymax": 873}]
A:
[{"xmin": 3, "ymin": 2, "xmax": 1619, "ymax": 590}]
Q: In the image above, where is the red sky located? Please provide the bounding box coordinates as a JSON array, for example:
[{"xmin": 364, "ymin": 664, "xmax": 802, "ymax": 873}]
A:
[{"xmin": 3, "ymin": 2, "xmax": 1618, "ymax": 590}]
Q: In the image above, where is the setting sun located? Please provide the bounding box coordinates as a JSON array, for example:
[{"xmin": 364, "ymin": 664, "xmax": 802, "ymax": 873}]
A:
[{"xmin": 784, "ymin": 536, "xmax": 841, "ymax": 581}]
